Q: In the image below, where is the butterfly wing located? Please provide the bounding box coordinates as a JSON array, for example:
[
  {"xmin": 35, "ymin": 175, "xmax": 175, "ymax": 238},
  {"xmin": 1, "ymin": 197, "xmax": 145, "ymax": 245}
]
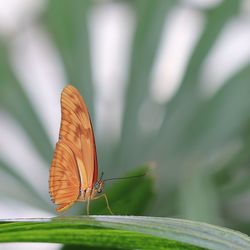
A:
[
  {"xmin": 49, "ymin": 141, "xmax": 80, "ymax": 212},
  {"xmin": 60, "ymin": 85, "xmax": 98, "ymax": 187},
  {"xmin": 49, "ymin": 85, "xmax": 98, "ymax": 212}
]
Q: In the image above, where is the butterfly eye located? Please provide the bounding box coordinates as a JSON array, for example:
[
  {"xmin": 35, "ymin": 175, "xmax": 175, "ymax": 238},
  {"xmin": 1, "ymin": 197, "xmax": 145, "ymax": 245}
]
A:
[{"xmin": 97, "ymin": 188, "xmax": 102, "ymax": 193}]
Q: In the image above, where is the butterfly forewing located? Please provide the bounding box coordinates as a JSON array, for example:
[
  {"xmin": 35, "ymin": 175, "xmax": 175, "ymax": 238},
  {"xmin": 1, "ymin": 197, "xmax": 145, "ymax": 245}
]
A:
[
  {"xmin": 49, "ymin": 85, "xmax": 98, "ymax": 212},
  {"xmin": 60, "ymin": 86, "xmax": 98, "ymax": 187}
]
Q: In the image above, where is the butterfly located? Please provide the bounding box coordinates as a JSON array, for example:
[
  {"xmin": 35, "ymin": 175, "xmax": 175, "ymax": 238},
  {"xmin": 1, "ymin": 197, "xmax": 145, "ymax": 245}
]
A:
[{"xmin": 49, "ymin": 85, "xmax": 113, "ymax": 214}]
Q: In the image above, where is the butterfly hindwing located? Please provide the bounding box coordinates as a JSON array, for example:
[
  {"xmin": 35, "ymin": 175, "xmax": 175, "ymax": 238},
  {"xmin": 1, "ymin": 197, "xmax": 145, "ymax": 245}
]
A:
[{"xmin": 49, "ymin": 141, "xmax": 80, "ymax": 212}]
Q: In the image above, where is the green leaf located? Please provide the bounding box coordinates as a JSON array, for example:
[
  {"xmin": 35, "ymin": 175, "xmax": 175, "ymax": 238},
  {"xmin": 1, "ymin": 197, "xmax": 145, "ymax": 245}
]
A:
[
  {"xmin": 43, "ymin": 0, "xmax": 94, "ymax": 116},
  {"xmin": 62, "ymin": 245, "xmax": 119, "ymax": 250},
  {"xmin": 1, "ymin": 216, "xmax": 250, "ymax": 250}
]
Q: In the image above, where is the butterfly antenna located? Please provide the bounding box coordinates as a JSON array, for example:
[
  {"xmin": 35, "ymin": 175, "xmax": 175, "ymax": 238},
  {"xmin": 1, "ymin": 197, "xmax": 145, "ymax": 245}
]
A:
[{"xmin": 103, "ymin": 173, "xmax": 146, "ymax": 182}]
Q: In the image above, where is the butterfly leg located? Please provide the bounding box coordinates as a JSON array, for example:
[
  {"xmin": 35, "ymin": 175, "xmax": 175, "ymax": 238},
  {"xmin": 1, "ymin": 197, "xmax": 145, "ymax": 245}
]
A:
[
  {"xmin": 86, "ymin": 198, "xmax": 90, "ymax": 215},
  {"xmin": 93, "ymin": 193, "xmax": 114, "ymax": 215}
]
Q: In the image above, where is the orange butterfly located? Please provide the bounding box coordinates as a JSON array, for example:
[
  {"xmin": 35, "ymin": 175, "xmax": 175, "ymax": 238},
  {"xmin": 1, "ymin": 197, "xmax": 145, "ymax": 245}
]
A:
[{"xmin": 49, "ymin": 85, "xmax": 113, "ymax": 214}]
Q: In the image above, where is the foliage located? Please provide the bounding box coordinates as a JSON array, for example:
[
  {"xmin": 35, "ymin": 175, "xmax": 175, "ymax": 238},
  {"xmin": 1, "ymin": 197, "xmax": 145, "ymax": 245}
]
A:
[{"xmin": 1, "ymin": 216, "xmax": 250, "ymax": 250}]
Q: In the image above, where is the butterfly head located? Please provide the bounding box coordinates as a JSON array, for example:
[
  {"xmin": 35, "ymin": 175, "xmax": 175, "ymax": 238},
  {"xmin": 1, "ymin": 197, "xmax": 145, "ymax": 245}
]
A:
[{"xmin": 94, "ymin": 172, "xmax": 104, "ymax": 193}]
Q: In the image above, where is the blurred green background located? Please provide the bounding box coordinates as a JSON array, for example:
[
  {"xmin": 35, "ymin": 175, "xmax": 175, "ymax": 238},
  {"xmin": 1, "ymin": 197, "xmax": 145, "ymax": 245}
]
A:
[{"xmin": 0, "ymin": 0, "xmax": 250, "ymax": 241}]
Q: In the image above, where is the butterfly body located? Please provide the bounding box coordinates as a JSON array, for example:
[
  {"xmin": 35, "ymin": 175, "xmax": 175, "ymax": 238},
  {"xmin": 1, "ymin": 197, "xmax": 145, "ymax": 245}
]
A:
[
  {"xmin": 49, "ymin": 85, "xmax": 109, "ymax": 214},
  {"xmin": 77, "ymin": 180, "xmax": 103, "ymax": 202}
]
